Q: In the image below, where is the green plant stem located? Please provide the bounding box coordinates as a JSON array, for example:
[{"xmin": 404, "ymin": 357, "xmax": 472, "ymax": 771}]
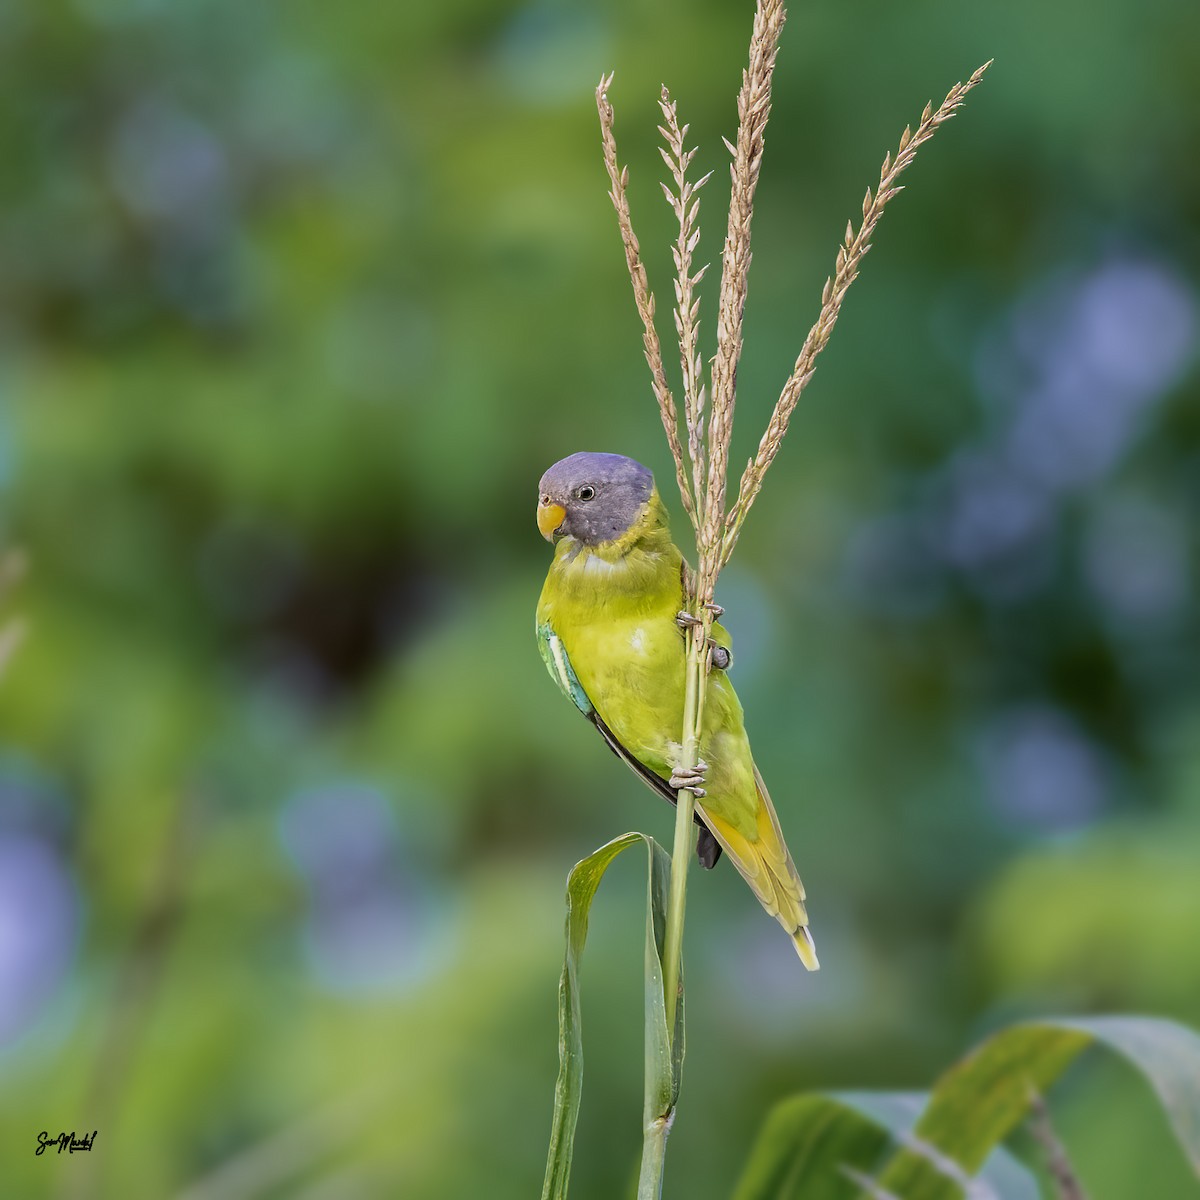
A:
[
  {"xmin": 662, "ymin": 619, "xmax": 708, "ymax": 1040},
  {"xmin": 638, "ymin": 616, "xmax": 711, "ymax": 1198},
  {"xmin": 637, "ymin": 1115, "xmax": 671, "ymax": 1200}
]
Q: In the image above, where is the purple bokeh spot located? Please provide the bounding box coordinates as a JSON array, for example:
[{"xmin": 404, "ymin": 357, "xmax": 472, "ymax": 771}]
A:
[
  {"xmin": 278, "ymin": 784, "xmax": 451, "ymax": 993},
  {"xmin": 850, "ymin": 252, "xmax": 1198, "ymax": 617},
  {"xmin": 976, "ymin": 706, "xmax": 1111, "ymax": 831},
  {"xmin": 932, "ymin": 449, "xmax": 1052, "ymax": 572},
  {"xmin": 998, "ymin": 258, "xmax": 1197, "ymax": 491},
  {"xmin": 108, "ymin": 99, "xmax": 231, "ymax": 232},
  {"xmin": 0, "ymin": 834, "xmax": 78, "ymax": 1046}
]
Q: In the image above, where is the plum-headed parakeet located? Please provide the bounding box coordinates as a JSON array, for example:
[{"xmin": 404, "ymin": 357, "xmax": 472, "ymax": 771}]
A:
[{"xmin": 535, "ymin": 451, "xmax": 817, "ymax": 969}]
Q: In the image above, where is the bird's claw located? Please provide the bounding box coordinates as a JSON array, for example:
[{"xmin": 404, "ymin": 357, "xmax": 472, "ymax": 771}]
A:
[
  {"xmin": 669, "ymin": 761, "xmax": 709, "ymax": 797},
  {"xmin": 677, "ymin": 612, "xmax": 731, "ymax": 671},
  {"xmin": 676, "ymin": 602, "xmax": 725, "ymax": 629}
]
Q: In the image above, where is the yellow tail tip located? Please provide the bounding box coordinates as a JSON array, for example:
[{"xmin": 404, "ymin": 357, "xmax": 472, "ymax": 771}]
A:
[{"xmin": 792, "ymin": 926, "xmax": 819, "ymax": 971}]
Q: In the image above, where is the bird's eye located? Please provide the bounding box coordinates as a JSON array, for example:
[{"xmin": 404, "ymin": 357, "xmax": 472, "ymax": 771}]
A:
[{"xmin": 576, "ymin": 485, "xmax": 596, "ymax": 501}]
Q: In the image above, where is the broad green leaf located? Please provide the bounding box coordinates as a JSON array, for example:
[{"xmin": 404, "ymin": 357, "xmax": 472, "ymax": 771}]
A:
[
  {"xmin": 541, "ymin": 832, "xmax": 680, "ymax": 1200},
  {"xmin": 877, "ymin": 1015, "xmax": 1200, "ymax": 1198},
  {"xmin": 843, "ymin": 1093, "xmax": 1038, "ymax": 1200},
  {"xmin": 732, "ymin": 1093, "xmax": 892, "ymax": 1200},
  {"xmin": 732, "ymin": 1091, "xmax": 1038, "ymax": 1200},
  {"xmin": 1054, "ymin": 1016, "xmax": 1200, "ymax": 1177},
  {"xmin": 874, "ymin": 1025, "xmax": 1085, "ymax": 1197}
]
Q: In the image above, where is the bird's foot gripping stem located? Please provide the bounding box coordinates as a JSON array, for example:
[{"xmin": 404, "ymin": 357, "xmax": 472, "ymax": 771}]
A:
[
  {"xmin": 669, "ymin": 760, "xmax": 708, "ymax": 798},
  {"xmin": 675, "ymin": 602, "xmax": 724, "ymax": 627},
  {"xmin": 675, "ymin": 606, "xmax": 730, "ymax": 671}
]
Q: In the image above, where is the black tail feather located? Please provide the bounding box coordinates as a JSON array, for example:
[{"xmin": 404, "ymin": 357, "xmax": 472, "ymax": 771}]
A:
[{"xmin": 696, "ymin": 824, "xmax": 721, "ymax": 869}]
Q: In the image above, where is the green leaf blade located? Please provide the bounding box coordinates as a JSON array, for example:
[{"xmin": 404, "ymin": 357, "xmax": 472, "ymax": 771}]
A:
[
  {"xmin": 877, "ymin": 1025, "xmax": 1090, "ymax": 1198},
  {"xmin": 732, "ymin": 1090, "xmax": 1039, "ymax": 1200},
  {"xmin": 876, "ymin": 1014, "xmax": 1200, "ymax": 1199},
  {"xmin": 642, "ymin": 834, "xmax": 683, "ymax": 1125},
  {"xmin": 1052, "ymin": 1015, "xmax": 1200, "ymax": 1178},
  {"xmin": 732, "ymin": 1094, "xmax": 900, "ymax": 1200},
  {"xmin": 541, "ymin": 832, "xmax": 681, "ymax": 1200}
]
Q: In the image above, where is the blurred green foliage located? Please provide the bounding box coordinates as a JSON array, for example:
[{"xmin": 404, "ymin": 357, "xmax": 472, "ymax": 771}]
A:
[
  {"xmin": 1, "ymin": 0, "xmax": 1199, "ymax": 1196},
  {"xmin": 734, "ymin": 1016, "xmax": 1200, "ymax": 1197}
]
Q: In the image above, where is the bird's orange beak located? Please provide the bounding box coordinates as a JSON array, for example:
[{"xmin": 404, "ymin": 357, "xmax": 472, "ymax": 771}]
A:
[{"xmin": 537, "ymin": 497, "xmax": 567, "ymax": 541}]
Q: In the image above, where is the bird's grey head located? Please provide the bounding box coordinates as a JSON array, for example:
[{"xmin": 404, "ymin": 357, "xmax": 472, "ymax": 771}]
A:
[{"xmin": 536, "ymin": 452, "xmax": 655, "ymax": 547}]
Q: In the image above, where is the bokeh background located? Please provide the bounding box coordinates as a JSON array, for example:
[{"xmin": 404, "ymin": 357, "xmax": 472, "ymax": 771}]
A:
[{"xmin": 2, "ymin": 0, "xmax": 1199, "ymax": 1196}]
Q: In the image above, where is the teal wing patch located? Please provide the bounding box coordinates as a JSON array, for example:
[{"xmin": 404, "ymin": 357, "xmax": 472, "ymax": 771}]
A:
[
  {"xmin": 535, "ymin": 619, "xmax": 722, "ymax": 869},
  {"xmin": 537, "ymin": 620, "xmax": 594, "ymax": 717}
]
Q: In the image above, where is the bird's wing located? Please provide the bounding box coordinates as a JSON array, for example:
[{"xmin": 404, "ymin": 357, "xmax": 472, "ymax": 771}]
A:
[
  {"xmin": 536, "ymin": 619, "xmax": 721, "ymax": 868},
  {"xmin": 538, "ymin": 620, "xmax": 593, "ymax": 716}
]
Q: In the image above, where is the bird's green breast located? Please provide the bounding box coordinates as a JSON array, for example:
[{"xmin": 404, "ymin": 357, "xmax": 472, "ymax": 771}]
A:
[{"xmin": 537, "ymin": 539, "xmax": 687, "ymax": 774}]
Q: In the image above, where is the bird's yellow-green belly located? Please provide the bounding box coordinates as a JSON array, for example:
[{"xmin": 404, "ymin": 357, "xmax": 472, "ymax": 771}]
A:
[{"xmin": 570, "ymin": 614, "xmax": 686, "ymax": 775}]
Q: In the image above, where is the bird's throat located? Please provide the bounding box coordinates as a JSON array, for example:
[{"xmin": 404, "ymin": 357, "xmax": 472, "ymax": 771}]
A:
[{"xmin": 550, "ymin": 494, "xmax": 680, "ymax": 608}]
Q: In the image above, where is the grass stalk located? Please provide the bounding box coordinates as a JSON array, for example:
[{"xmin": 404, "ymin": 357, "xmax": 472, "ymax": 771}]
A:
[
  {"xmin": 661, "ymin": 618, "xmax": 710, "ymax": 1039},
  {"xmin": 638, "ymin": 618, "xmax": 709, "ymax": 1200},
  {"xmin": 720, "ymin": 59, "xmax": 992, "ymax": 565},
  {"xmin": 636, "ymin": 1115, "xmax": 671, "ymax": 1200},
  {"xmin": 597, "ymin": 75, "xmax": 696, "ymax": 528},
  {"xmin": 658, "ymin": 86, "xmax": 711, "ymax": 510},
  {"xmin": 592, "ymin": 6, "xmax": 989, "ymax": 1196}
]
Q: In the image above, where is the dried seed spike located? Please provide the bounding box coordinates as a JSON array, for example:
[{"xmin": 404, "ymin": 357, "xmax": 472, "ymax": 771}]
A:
[
  {"xmin": 657, "ymin": 74, "xmax": 710, "ymax": 519},
  {"xmin": 595, "ymin": 69, "xmax": 696, "ymax": 526},
  {"xmin": 722, "ymin": 58, "xmax": 991, "ymax": 567},
  {"xmin": 721, "ymin": 135, "xmax": 736, "ymax": 157}
]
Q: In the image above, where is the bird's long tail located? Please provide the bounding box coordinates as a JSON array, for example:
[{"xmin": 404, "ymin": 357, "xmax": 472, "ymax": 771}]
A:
[{"xmin": 697, "ymin": 766, "xmax": 818, "ymax": 970}]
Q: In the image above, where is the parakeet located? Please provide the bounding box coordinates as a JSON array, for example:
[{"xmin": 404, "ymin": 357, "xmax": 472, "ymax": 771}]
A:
[{"xmin": 535, "ymin": 451, "xmax": 817, "ymax": 969}]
